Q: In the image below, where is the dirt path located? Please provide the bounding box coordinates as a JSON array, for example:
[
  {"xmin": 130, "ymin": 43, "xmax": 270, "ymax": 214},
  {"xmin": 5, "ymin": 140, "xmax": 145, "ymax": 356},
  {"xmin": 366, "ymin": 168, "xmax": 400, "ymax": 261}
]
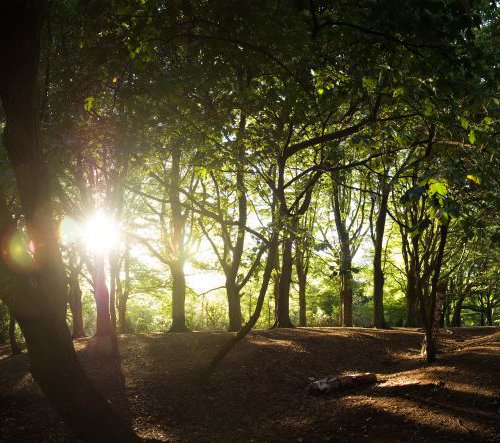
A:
[{"xmin": 0, "ymin": 327, "xmax": 499, "ymax": 442}]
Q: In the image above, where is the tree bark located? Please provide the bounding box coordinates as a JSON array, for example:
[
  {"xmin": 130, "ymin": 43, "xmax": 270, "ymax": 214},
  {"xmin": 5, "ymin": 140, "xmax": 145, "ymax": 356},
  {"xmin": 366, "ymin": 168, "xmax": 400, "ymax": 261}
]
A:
[
  {"xmin": 92, "ymin": 255, "xmax": 111, "ymax": 337},
  {"xmin": 225, "ymin": 117, "xmax": 247, "ymax": 331},
  {"xmin": 332, "ymin": 183, "xmax": 354, "ymax": 327},
  {"xmin": 274, "ymin": 217, "xmax": 295, "ymax": 328},
  {"xmin": 486, "ymin": 305, "xmax": 493, "ymax": 326},
  {"xmin": 0, "ymin": 3, "xmax": 140, "ymax": 440},
  {"xmin": 372, "ymin": 183, "xmax": 389, "ymax": 328},
  {"xmin": 167, "ymin": 146, "xmax": 189, "ymax": 332},
  {"xmin": 420, "ymin": 225, "xmax": 448, "ymax": 363},
  {"xmin": 226, "ymin": 279, "xmax": 242, "ymax": 331},
  {"xmin": 451, "ymin": 293, "xmax": 466, "ymax": 327},
  {"xmin": 68, "ymin": 272, "xmax": 85, "ymax": 339},
  {"xmin": 169, "ymin": 260, "xmax": 188, "ymax": 332},
  {"xmin": 296, "ymin": 252, "xmax": 307, "ymax": 327},
  {"xmin": 117, "ymin": 245, "xmax": 130, "ymax": 334},
  {"xmin": 405, "ymin": 271, "xmax": 420, "ymax": 327}
]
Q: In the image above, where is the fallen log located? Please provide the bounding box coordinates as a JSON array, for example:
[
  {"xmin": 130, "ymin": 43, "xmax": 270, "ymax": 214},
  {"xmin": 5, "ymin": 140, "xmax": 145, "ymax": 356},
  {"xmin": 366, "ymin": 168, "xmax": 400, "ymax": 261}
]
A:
[{"xmin": 307, "ymin": 372, "xmax": 378, "ymax": 395}]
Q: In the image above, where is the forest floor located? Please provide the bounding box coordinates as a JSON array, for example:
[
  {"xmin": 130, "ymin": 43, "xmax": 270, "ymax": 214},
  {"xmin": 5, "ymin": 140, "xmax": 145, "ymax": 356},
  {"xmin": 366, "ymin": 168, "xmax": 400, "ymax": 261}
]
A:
[{"xmin": 0, "ymin": 327, "xmax": 499, "ymax": 442}]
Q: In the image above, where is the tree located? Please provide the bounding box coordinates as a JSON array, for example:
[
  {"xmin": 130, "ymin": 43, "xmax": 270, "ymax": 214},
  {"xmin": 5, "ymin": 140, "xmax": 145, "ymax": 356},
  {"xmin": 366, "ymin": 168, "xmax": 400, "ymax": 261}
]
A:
[{"xmin": 0, "ymin": 2, "xmax": 140, "ymax": 440}]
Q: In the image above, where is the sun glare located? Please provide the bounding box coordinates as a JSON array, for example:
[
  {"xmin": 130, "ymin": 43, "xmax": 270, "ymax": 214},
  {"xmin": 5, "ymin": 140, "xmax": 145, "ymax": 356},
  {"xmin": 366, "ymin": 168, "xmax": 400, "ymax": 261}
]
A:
[{"xmin": 82, "ymin": 211, "xmax": 121, "ymax": 255}]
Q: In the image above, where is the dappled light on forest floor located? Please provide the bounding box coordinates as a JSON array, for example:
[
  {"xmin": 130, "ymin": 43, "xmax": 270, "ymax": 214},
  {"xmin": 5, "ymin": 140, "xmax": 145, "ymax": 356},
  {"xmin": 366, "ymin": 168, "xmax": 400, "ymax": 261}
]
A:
[{"xmin": 0, "ymin": 327, "xmax": 499, "ymax": 441}]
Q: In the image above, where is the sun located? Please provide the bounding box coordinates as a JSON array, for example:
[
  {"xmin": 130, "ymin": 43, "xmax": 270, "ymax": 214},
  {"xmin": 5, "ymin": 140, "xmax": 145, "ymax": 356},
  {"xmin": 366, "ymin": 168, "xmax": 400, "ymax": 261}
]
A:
[{"xmin": 82, "ymin": 210, "xmax": 121, "ymax": 255}]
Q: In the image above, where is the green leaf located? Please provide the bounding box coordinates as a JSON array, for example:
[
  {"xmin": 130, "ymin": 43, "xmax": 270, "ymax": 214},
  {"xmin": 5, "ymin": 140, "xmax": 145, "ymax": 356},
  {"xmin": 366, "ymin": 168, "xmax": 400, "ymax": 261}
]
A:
[
  {"xmin": 400, "ymin": 186, "xmax": 426, "ymax": 205},
  {"xmin": 392, "ymin": 87, "xmax": 405, "ymax": 98},
  {"xmin": 423, "ymin": 98, "xmax": 433, "ymax": 117},
  {"xmin": 460, "ymin": 116, "xmax": 469, "ymax": 129},
  {"xmin": 428, "ymin": 181, "xmax": 447, "ymax": 197},
  {"xmin": 84, "ymin": 96, "xmax": 94, "ymax": 112},
  {"xmin": 362, "ymin": 76, "xmax": 376, "ymax": 91},
  {"xmin": 317, "ymin": 88, "xmax": 324, "ymax": 96},
  {"xmin": 468, "ymin": 129, "xmax": 476, "ymax": 144}
]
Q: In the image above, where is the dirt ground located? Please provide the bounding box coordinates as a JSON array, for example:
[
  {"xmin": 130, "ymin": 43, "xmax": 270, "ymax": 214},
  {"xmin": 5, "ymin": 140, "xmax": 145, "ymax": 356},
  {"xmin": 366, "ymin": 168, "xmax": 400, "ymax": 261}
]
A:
[{"xmin": 0, "ymin": 327, "xmax": 499, "ymax": 442}]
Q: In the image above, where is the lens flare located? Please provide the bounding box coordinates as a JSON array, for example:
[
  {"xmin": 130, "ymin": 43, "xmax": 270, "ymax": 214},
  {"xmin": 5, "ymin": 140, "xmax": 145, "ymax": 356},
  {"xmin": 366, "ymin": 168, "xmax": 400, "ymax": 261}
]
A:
[
  {"xmin": 83, "ymin": 210, "xmax": 121, "ymax": 255},
  {"xmin": 2, "ymin": 230, "xmax": 35, "ymax": 272},
  {"xmin": 59, "ymin": 217, "xmax": 82, "ymax": 244}
]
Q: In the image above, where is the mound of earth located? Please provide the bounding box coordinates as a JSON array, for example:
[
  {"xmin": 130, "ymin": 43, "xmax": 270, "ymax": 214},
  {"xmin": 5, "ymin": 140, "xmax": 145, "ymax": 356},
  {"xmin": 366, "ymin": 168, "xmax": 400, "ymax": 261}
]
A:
[{"xmin": 0, "ymin": 327, "xmax": 499, "ymax": 442}]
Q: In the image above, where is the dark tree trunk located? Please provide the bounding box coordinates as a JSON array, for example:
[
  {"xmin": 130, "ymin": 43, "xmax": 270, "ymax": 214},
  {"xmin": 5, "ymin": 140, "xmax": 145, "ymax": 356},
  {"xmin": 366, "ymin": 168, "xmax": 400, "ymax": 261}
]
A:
[
  {"xmin": 108, "ymin": 255, "xmax": 119, "ymax": 354},
  {"xmin": 486, "ymin": 306, "xmax": 493, "ymax": 326},
  {"xmin": 405, "ymin": 272, "xmax": 420, "ymax": 327},
  {"xmin": 296, "ymin": 257, "xmax": 307, "ymax": 327},
  {"xmin": 169, "ymin": 260, "xmax": 188, "ymax": 332},
  {"xmin": 332, "ymin": 186, "xmax": 353, "ymax": 327},
  {"xmin": 117, "ymin": 246, "xmax": 130, "ymax": 334},
  {"xmin": 225, "ymin": 118, "xmax": 247, "ymax": 332},
  {"xmin": 372, "ymin": 183, "xmax": 389, "ymax": 328},
  {"xmin": 68, "ymin": 273, "xmax": 85, "ymax": 339},
  {"xmin": 92, "ymin": 255, "xmax": 111, "ymax": 337},
  {"xmin": 275, "ymin": 224, "xmax": 295, "ymax": 328},
  {"xmin": 168, "ymin": 146, "xmax": 189, "ymax": 333},
  {"xmin": 451, "ymin": 294, "xmax": 465, "ymax": 327},
  {"xmin": 0, "ymin": 2, "xmax": 139, "ymax": 440},
  {"xmin": 9, "ymin": 310, "xmax": 21, "ymax": 355},
  {"xmin": 420, "ymin": 225, "xmax": 448, "ymax": 363},
  {"xmin": 226, "ymin": 279, "xmax": 242, "ymax": 332}
]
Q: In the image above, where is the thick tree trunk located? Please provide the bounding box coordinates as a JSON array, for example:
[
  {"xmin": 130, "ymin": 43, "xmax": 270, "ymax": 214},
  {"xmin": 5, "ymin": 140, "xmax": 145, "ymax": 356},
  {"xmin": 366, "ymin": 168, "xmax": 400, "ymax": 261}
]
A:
[
  {"xmin": 275, "ymin": 228, "xmax": 295, "ymax": 328},
  {"xmin": 0, "ymin": 2, "xmax": 140, "ymax": 441},
  {"xmin": 226, "ymin": 279, "xmax": 242, "ymax": 332},
  {"xmin": 68, "ymin": 274, "xmax": 85, "ymax": 339},
  {"xmin": 420, "ymin": 225, "xmax": 448, "ymax": 363},
  {"xmin": 486, "ymin": 306, "xmax": 493, "ymax": 326},
  {"xmin": 451, "ymin": 294, "xmax": 465, "ymax": 327},
  {"xmin": 9, "ymin": 310, "xmax": 21, "ymax": 355},
  {"xmin": 332, "ymin": 186, "xmax": 353, "ymax": 327},
  {"xmin": 167, "ymin": 147, "xmax": 189, "ymax": 333},
  {"xmin": 295, "ymin": 237, "xmax": 309, "ymax": 327},
  {"xmin": 92, "ymin": 255, "xmax": 111, "ymax": 337},
  {"xmin": 372, "ymin": 184, "xmax": 389, "ymax": 328},
  {"xmin": 405, "ymin": 272, "xmax": 420, "ymax": 327},
  {"xmin": 297, "ymin": 265, "xmax": 307, "ymax": 327},
  {"xmin": 118, "ymin": 304, "xmax": 127, "ymax": 334},
  {"xmin": 224, "ymin": 120, "xmax": 247, "ymax": 332},
  {"xmin": 169, "ymin": 260, "xmax": 188, "ymax": 332},
  {"xmin": 117, "ymin": 246, "xmax": 130, "ymax": 334}
]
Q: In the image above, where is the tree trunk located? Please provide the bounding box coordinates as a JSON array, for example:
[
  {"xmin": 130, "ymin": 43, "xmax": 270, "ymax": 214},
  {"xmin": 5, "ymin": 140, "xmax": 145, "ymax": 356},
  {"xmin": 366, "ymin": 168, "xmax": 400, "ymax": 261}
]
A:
[
  {"xmin": 451, "ymin": 294, "xmax": 465, "ymax": 327},
  {"xmin": 296, "ymin": 260, "xmax": 307, "ymax": 327},
  {"xmin": 226, "ymin": 279, "xmax": 242, "ymax": 332},
  {"xmin": 117, "ymin": 246, "xmax": 130, "ymax": 334},
  {"xmin": 372, "ymin": 183, "xmax": 389, "ymax": 328},
  {"xmin": 0, "ymin": 2, "xmax": 140, "ymax": 440},
  {"xmin": 275, "ymin": 225, "xmax": 295, "ymax": 328},
  {"xmin": 169, "ymin": 260, "xmax": 188, "ymax": 332},
  {"xmin": 224, "ymin": 118, "xmax": 247, "ymax": 332},
  {"xmin": 332, "ymin": 185, "xmax": 353, "ymax": 327},
  {"xmin": 405, "ymin": 272, "xmax": 420, "ymax": 327},
  {"xmin": 420, "ymin": 225, "xmax": 448, "ymax": 363},
  {"xmin": 486, "ymin": 305, "xmax": 493, "ymax": 326},
  {"xmin": 92, "ymin": 255, "xmax": 111, "ymax": 337},
  {"xmin": 68, "ymin": 273, "xmax": 85, "ymax": 338},
  {"xmin": 9, "ymin": 310, "xmax": 21, "ymax": 355},
  {"xmin": 108, "ymin": 254, "xmax": 119, "ymax": 354}
]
